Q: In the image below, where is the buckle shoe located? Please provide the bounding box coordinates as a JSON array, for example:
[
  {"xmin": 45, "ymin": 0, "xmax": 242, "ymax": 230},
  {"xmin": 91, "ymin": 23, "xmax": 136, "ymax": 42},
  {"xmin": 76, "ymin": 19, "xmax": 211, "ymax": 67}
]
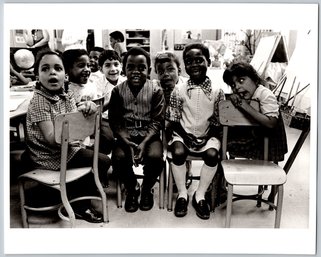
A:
[
  {"xmin": 174, "ymin": 196, "xmax": 189, "ymax": 217},
  {"xmin": 75, "ymin": 208, "xmax": 103, "ymax": 223}
]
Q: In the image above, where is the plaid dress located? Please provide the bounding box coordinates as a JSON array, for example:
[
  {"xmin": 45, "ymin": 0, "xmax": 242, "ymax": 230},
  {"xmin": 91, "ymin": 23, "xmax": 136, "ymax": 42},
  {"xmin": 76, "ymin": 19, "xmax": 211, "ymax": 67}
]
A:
[
  {"xmin": 25, "ymin": 84, "xmax": 80, "ymax": 170},
  {"xmin": 227, "ymin": 85, "xmax": 288, "ymax": 162}
]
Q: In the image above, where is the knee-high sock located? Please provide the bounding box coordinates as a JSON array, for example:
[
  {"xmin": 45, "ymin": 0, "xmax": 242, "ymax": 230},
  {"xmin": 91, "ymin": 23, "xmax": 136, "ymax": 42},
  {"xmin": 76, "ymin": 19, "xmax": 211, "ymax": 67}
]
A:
[
  {"xmin": 171, "ymin": 162, "xmax": 188, "ymax": 199},
  {"xmin": 195, "ymin": 163, "xmax": 217, "ymax": 202}
]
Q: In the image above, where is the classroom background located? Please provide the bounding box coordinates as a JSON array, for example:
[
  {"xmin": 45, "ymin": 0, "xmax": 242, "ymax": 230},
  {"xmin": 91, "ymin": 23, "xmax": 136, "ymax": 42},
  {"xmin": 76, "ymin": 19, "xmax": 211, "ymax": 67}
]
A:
[{"xmin": 9, "ymin": 28, "xmax": 312, "ymax": 230}]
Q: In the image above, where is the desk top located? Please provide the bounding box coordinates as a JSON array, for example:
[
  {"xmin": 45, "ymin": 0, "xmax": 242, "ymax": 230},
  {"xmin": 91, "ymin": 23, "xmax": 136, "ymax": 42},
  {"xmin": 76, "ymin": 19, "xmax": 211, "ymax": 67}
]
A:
[{"xmin": 10, "ymin": 90, "xmax": 33, "ymax": 119}]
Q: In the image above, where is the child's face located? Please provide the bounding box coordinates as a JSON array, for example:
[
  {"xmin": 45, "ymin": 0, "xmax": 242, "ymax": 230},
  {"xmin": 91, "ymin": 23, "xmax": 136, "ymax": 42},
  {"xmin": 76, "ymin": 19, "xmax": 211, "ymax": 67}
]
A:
[
  {"xmin": 155, "ymin": 61, "xmax": 180, "ymax": 92},
  {"xmin": 89, "ymin": 50, "xmax": 101, "ymax": 72},
  {"xmin": 38, "ymin": 54, "xmax": 65, "ymax": 92},
  {"xmin": 101, "ymin": 59, "xmax": 122, "ymax": 83},
  {"xmin": 230, "ymin": 75, "xmax": 257, "ymax": 100},
  {"xmin": 68, "ymin": 54, "xmax": 91, "ymax": 84},
  {"xmin": 109, "ymin": 37, "xmax": 116, "ymax": 48},
  {"xmin": 184, "ymin": 48, "xmax": 209, "ymax": 82},
  {"xmin": 125, "ymin": 54, "xmax": 150, "ymax": 87}
]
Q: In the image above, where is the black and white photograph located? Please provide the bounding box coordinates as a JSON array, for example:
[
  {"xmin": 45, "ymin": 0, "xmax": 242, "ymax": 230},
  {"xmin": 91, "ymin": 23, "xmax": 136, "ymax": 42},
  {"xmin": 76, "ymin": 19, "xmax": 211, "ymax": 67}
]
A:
[{"xmin": 3, "ymin": 3, "xmax": 318, "ymax": 255}]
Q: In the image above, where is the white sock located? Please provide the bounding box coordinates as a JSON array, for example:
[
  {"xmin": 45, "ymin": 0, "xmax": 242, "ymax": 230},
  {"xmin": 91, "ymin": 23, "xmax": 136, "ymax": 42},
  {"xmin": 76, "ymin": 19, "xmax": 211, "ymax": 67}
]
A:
[
  {"xmin": 195, "ymin": 163, "xmax": 217, "ymax": 202},
  {"xmin": 171, "ymin": 162, "xmax": 188, "ymax": 199}
]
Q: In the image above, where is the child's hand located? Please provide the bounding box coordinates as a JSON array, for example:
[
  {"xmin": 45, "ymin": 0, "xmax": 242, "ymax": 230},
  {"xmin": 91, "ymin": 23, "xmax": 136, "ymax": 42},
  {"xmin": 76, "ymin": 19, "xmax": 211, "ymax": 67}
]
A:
[
  {"xmin": 192, "ymin": 137, "xmax": 207, "ymax": 150},
  {"xmin": 133, "ymin": 141, "xmax": 146, "ymax": 166},
  {"xmin": 183, "ymin": 133, "xmax": 197, "ymax": 149},
  {"xmin": 230, "ymin": 94, "xmax": 243, "ymax": 108},
  {"xmin": 77, "ymin": 101, "xmax": 97, "ymax": 117}
]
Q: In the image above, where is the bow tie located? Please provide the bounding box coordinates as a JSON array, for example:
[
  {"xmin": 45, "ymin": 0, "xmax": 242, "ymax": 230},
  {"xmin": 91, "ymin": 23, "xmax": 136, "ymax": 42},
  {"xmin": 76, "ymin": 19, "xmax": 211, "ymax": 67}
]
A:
[{"xmin": 187, "ymin": 77, "xmax": 212, "ymax": 101}]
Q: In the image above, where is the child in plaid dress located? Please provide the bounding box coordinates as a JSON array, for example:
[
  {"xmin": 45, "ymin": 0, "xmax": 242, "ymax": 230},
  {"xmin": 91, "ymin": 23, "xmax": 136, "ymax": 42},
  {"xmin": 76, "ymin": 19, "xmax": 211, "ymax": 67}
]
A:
[
  {"xmin": 222, "ymin": 61, "xmax": 288, "ymax": 162},
  {"xmin": 24, "ymin": 50, "xmax": 110, "ymax": 223}
]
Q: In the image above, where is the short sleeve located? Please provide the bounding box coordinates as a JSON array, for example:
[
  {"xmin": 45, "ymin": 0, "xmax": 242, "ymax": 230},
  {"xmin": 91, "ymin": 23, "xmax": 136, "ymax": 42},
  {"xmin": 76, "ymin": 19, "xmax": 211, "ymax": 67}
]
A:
[
  {"xmin": 253, "ymin": 86, "xmax": 279, "ymax": 118},
  {"xmin": 28, "ymin": 94, "xmax": 52, "ymax": 123},
  {"xmin": 165, "ymin": 87, "xmax": 183, "ymax": 122}
]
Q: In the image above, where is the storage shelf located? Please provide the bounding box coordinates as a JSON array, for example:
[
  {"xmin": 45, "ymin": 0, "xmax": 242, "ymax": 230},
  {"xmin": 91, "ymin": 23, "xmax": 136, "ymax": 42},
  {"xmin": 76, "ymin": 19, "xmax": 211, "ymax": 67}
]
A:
[{"xmin": 125, "ymin": 29, "xmax": 150, "ymax": 53}]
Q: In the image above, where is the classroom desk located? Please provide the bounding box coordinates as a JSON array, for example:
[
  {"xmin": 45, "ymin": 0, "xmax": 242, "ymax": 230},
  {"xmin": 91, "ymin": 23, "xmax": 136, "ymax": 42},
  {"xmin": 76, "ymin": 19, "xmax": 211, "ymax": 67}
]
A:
[
  {"xmin": 10, "ymin": 90, "xmax": 33, "ymax": 119},
  {"xmin": 10, "ymin": 87, "xmax": 33, "ymax": 142}
]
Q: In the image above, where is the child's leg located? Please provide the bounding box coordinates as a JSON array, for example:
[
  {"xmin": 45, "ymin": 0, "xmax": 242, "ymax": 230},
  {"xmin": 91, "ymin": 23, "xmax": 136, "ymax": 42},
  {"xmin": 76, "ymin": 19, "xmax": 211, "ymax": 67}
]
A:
[
  {"xmin": 195, "ymin": 148, "xmax": 219, "ymax": 202},
  {"xmin": 100, "ymin": 119, "xmax": 115, "ymax": 155},
  {"xmin": 171, "ymin": 141, "xmax": 188, "ymax": 199},
  {"xmin": 67, "ymin": 148, "xmax": 111, "ymax": 211},
  {"xmin": 142, "ymin": 135, "xmax": 164, "ymax": 192},
  {"xmin": 68, "ymin": 148, "xmax": 111, "ymax": 187},
  {"xmin": 111, "ymin": 140, "xmax": 138, "ymax": 193}
]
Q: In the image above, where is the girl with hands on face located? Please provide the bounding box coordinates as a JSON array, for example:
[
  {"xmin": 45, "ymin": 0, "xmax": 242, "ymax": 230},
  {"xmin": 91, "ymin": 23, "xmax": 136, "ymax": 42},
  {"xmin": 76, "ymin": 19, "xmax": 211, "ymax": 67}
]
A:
[{"xmin": 222, "ymin": 61, "xmax": 288, "ymax": 162}]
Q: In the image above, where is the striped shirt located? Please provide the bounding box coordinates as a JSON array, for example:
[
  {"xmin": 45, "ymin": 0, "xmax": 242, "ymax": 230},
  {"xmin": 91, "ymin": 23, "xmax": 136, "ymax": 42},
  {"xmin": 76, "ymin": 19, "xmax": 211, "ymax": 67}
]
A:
[{"xmin": 108, "ymin": 79, "xmax": 165, "ymax": 138}]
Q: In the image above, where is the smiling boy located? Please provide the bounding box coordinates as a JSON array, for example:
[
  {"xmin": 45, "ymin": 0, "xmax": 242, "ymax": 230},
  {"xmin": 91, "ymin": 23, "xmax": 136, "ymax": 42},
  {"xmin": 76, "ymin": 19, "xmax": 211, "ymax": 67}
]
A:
[{"xmin": 108, "ymin": 47, "xmax": 165, "ymax": 213}]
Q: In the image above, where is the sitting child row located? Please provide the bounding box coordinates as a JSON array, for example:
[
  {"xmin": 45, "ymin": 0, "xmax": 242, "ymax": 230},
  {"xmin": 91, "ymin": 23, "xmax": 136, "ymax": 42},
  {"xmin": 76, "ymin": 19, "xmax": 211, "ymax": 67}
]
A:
[{"xmin": 22, "ymin": 43, "xmax": 287, "ymax": 223}]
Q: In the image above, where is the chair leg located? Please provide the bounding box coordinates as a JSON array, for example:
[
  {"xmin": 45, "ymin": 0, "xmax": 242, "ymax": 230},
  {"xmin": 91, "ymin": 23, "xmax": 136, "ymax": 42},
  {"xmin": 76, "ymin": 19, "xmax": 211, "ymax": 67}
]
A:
[
  {"xmin": 60, "ymin": 185, "xmax": 76, "ymax": 228},
  {"xmin": 167, "ymin": 164, "xmax": 174, "ymax": 211},
  {"xmin": 159, "ymin": 168, "xmax": 165, "ymax": 209},
  {"xmin": 225, "ymin": 183, "xmax": 233, "ymax": 228},
  {"xmin": 210, "ymin": 176, "xmax": 216, "ymax": 212},
  {"xmin": 256, "ymin": 185, "xmax": 263, "ymax": 207},
  {"xmin": 116, "ymin": 178, "xmax": 122, "ymax": 208},
  {"xmin": 268, "ymin": 185, "xmax": 277, "ymax": 211},
  {"xmin": 275, "ymin": 185, "xmax": 284, "ymax": 228},
  {"xmin": 94, "ymin": 171, "xmax": 109, "ymax": 223},
  {"xmin": 18, "ymin": 180, "xmax": 29, "ymax": 228}
]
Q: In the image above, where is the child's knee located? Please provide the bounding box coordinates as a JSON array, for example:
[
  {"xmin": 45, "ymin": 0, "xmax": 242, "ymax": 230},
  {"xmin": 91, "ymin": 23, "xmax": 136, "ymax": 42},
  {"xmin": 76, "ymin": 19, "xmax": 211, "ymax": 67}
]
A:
[{"xmin": 203, "ymin": 148, "xmax": 219, "ymax": 167}]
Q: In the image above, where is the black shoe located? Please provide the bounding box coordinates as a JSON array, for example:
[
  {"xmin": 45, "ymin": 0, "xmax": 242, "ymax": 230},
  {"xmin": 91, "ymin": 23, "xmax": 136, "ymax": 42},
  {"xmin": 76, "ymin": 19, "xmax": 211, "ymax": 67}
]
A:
[
  {"xmin": 125, "ymin": 188, "xmax": 140, "ymax": 213},
  {"xmin": 139, "ymin": 188, "xmax": 154, "ymax": 211},
  {"xmin": 192, "ymin": 193, "xmax": 210, "ymax": 220},
  {"xmin": 74, "ymin": 208, "xmax": 103, "ymax": 223},
  {"xmin": 174, "ymin": 196, "xmax": 189, "ymax": 217}
]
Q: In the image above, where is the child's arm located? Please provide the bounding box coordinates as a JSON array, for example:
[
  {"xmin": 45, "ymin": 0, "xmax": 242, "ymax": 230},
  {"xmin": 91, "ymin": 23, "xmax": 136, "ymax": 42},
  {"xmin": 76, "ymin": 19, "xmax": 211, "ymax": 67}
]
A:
[
  {"xmin": 135, "ymin": 87, "xmax": 165, "ymax": 162},
  {"xmin": 30, "ymin": 30, "xmax": 49, "ymax": 48},
  {"xmin": 230, "ymin": 94, "xmax": 278, "ymax": 128},
  {"xmin": 10, "ymin": 64, "xmax": 32, "ymax": 85},
  {"xmin": 38, "ymin": 120, "xmax": 56, "ymax": 146},
  {"xmin": 108, "ymin": 87, "xmax": 137, "ymax": 148}
]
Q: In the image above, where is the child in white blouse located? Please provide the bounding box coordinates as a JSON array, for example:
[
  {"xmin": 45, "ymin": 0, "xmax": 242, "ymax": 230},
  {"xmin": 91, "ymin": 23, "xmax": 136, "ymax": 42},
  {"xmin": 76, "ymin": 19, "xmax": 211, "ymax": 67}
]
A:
[{"xmin": 166, "ymin": 43, "xmax": 225, "ymax": 219}]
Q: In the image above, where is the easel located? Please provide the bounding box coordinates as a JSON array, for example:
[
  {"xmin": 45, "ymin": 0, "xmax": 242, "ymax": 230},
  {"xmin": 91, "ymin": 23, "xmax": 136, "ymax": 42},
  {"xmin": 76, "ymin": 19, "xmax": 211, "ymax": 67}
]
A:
[{"xmin": 250, "ymin": 33, "xmax": 289, "ymax": 78}]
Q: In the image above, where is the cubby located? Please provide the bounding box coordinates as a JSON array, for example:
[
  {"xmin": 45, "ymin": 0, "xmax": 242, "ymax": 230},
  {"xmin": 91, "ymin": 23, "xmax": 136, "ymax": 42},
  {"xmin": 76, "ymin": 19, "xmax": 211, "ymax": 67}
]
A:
[{"xmin": 125, "ymin": 29, "xmax": 150, "ymax": 52}]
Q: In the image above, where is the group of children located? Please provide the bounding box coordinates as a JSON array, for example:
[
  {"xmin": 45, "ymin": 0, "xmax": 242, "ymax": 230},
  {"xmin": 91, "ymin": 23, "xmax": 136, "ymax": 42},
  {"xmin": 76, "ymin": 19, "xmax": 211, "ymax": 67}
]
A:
[{"xmin": 22, "ymin": 41, "xmax": 288, "ymax": 223}]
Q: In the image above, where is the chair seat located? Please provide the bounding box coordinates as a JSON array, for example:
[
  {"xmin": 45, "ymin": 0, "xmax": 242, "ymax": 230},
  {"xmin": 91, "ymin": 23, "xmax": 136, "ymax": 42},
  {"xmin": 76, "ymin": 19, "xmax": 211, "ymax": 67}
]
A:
[
  {"xmin": 19, "ymin": 167, "xmax": 92, "ymax": 189},
  {"xmin": 221, "ymin": 159, "xmax": 287, "ymax": 186}
]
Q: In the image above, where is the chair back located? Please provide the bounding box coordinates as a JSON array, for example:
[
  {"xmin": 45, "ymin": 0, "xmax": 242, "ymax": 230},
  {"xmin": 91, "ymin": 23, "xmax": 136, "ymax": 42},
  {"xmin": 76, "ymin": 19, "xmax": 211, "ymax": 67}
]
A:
[
  {"xmin": 92, "ymin": 96, "xmax": 105, "ymax": 116},
  {"xmin": 54, "ymin": 111, "xmax": 99, "ymax": 144},
  {"xmin": 54, "ymin": 111, "xmax": 101, "ymax": 178},
  {"xmin": 219, "ymin": 100, "xmax": 269, "ymax": 160}
]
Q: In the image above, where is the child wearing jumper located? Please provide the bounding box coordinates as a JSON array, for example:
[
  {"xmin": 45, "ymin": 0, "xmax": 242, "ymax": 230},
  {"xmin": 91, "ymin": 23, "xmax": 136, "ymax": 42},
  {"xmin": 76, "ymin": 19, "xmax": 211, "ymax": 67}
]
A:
[
  {"xmin": 222, "ymin": 61, "xmax": 288, "ymax": 162},
  {"xmin": 108, "ymin": 47, "xmax": 165, "ymax": 213},
  {"xmin": 166, "ymin": 43, "xmax": 225, "ymax": 220},
  {"xmin": 24, "ymin": 50, "xmax": 111, "ymax": 223}
]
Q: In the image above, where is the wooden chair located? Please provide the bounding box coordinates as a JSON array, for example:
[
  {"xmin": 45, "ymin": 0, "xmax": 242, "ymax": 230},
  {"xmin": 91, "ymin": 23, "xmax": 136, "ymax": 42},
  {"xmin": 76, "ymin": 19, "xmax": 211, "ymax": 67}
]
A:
[
  {"xmin": 219, "ymin": 100, "xmax": 287, "ymax": 228},
  {"xmin": 18, "ymin": 111, "xmax": 109, "ymax": 228},
  {"xmin": 166, "ymin": 150, "xmax": 223, "ymax": 212}
]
